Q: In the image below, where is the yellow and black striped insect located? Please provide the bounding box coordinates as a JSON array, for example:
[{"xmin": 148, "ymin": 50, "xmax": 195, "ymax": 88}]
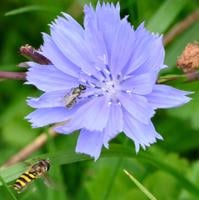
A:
[
  {"xmin": 13, "ymin": 159, "xmax": 50, "ymax": 192},
  {"xmin": 64, "ymin": 84, "xmax": 86, "ymax": 108}
]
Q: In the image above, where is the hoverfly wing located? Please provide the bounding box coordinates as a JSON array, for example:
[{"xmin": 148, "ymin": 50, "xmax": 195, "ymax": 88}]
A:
[{"xmin": 42, "ymin": 173, "xmax": 54, "ymax": 188}]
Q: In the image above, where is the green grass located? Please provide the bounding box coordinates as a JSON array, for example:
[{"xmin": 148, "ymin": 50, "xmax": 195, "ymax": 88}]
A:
[{"xmin": 0, "ymin": 0, "xmax": 199, "ymax": 199}]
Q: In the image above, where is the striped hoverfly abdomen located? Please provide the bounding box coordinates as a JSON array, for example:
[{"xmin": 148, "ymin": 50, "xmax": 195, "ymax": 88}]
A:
[{"xmin": 13, "ymin": 159, "xmax": 50, "ymax": 192}]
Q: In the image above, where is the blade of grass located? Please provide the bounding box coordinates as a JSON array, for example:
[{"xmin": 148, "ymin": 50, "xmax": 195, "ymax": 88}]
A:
[
  {"xmin": 124, "ymin": 169, "xmax": 158, "ymax": 200},
  {"xmin": 5, "ymin": 5, "xmax": 49, "ymax": 16},
  {"xmin": 146, "ymin": 0, "xmax": 189, "ymax": 33},
  {"xmin": 0, "ymin": 175, "xmax": 18, "ymax": 200}
]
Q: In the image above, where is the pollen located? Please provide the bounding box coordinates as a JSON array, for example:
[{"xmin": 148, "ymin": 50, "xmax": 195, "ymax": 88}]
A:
[{"xmin": 101, "ymin": 80, "xmax": 120, "ymax": 99}]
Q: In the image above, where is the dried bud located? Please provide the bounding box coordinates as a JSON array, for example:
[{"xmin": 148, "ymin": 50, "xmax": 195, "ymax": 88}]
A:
[
  {"xmin": 177, "ymin": 42, "xmax": 199, "ymax": 73},
  {"xmin": 20, "ymin": 44, "xmax": 52, "ymax": 65}
]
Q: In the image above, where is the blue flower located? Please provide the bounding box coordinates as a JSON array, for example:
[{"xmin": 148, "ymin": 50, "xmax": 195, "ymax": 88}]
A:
[{"xmin": 26, "ymin": 2, "xmax": 191, "ymax": 160}]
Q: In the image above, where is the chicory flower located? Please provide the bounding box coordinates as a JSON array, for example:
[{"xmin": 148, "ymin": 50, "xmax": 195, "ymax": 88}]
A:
[{"xmin": 26, "ymin": 2, "xmax": 191, "ymax": 160}]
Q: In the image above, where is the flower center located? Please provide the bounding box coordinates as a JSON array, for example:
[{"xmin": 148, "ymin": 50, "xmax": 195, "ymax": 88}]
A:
[
  {"xmin": 78, "ymin": 67, "xmax": 122, "ymax": 102},
  {"xmin": 101, "ymin": 79, "xmax": 120, "ymax": 99}
]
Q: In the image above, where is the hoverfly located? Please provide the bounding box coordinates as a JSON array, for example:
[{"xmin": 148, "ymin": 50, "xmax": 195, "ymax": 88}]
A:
[
  {"xmin": 64, "ymin": 84, "xmax": 86, "ymax": 108},
  {"xmin": 13, "ymin": 159, "xmax": 50, "ymax": 193}
]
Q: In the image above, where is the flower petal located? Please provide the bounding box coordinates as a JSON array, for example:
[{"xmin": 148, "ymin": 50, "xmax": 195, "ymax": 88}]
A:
[
  {"xmin": 94, "ymin": 2, "xmax": 121, "ymax": 55},
  {"xmin": 109, "ymin": 17, "xmax": 135, "ymax": 77},
  {"xmin": 84, "ymin": 5, "xmax": 108, "ymax": 66},
  {"xmin": 133, "ymin": 24, "xmax": 164, "ymax": 75},
  {"xmin": 121, "ymin": 73, "xmax": 156, "ymax": 95},
  {"xmin": 50, "ymin": 15, "xmax": 101, "ymax": 79},
  {"xmin": 55, "ymin": 96, "xmax": 110, "ymax": 132},
  {"xmin": 103, "ymin": 103, "xmax": 123, "ymax": 148},
  {"xmin": 85, "ymin": 2, "xmax": 131, "ymax": 75},
  {"xmin": 124, "ymin": 23, "xmax": 164, "ymax": 75},
  {"xmin": 123, "ymin": 110, "xmax": 162, "ymax": 152},
  {"xmin": 41, "ymin": 33, "xmax": 80, "ymax": 78},
  {"xmin": 27, "ymin": 90, "xmax": 68, "ymax": 108},
  {"xmin": 118, "ymin": 92, "xmax": 155, "ymax": 124},
  {"xmin": 25, "ymin": 107, "xmax": 72, "ymax": 128},
  {"xmin": 26, "ymin": 62, "xmax": 78, "ymax": 92},
  {"xmin": 147, "ymin": 84, "xmax": 191, "ymax": 109},
  {"xmin": 72, "ymin": 96, "xmax": 110, "ymax": 131},
  {"xmin": 76, "ymin": 129, "xmax": 104, "ymax": 160}
]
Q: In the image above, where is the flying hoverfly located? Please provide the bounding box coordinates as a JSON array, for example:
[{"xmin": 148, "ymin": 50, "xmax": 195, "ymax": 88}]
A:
[
  {"xmin": 12, "ymin": 159, "xmax": 50, "ymax": 193},
  {"xmin": 64, "ymin": 84, "xmax": 86, "ymax": 108}
]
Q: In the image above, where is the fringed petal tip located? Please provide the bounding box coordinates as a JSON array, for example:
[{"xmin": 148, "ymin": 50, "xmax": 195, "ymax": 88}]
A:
[
  {"xmin": 26, "ymin": 97, "xmax": 37, "ymax": 108},
  {"xmin": 75, "ymin": 129, "xmax": 104, "ymax": 161},
  {"xmin": 136, "ymin": 22, "xmax": 162, "ymax": 40},
  {"xmin": 25, "ymin": 114, "xmax": 40, "ymax": 128},
  {"xmin": 25, "ymin": 108, "xmax": 72, "ymax": 128},
  {"xmin": 147, "ymin": 85, "xmax": 192, "ymax": 109},
  {"xmin": 75, "ymin": 150, "xmax": 98, "ymax": 161},
  {"xmin": 103, "ymin": 142, "xmax": 109, "ymax": 149},
  {"xmin": 134, "ymin": 133, "xmax": 163, "ymax": 154}
]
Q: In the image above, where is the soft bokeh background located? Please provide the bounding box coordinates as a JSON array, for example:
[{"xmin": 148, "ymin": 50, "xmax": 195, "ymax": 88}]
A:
[{"xmin": 0, "ymin": 0, "xmax": 199, "ymax": 199}]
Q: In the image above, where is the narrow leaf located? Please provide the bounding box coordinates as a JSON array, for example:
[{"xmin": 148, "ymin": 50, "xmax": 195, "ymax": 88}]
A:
[
  {"xmin": 0, "ymin": 175, "xmax": 18, "ymax": 200},
  {"xmin": 139, "ymin": 153, "xmax": 199, "ymax": 197},
  {"xmin": 124, "ymin": 169, "xmax": 158, "ymax": 200},
  {"xmin": 5, "ymin": 5, "xmax": 48, "ymax": 16},
  {"xmin": 147, "ymin": 0, "xmax": 189, "ymax": 33}
]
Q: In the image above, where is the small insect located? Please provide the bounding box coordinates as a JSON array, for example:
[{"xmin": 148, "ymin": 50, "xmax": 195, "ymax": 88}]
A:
[
  {"xmin": 13, "ymin": 159, "xmax": 50, "ymax": 192},
  {"xmin": 65, "ymin": 84, "xmax": 86, "ymax": 108}
]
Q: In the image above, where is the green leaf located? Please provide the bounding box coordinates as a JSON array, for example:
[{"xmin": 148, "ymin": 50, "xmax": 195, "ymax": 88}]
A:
[
  {"xmin": 83, "ymin": 157, "xmax": 147, "ymax": 200},
  {"xmin": 124, "ymin": 169, "xmax": 158, "ymax": 200},
  {"xmin": 5, "ymin": 5, "xmax": 49, "ymax": 16},
  {"xmin": 0, "ymin": 93, "xmax": 36, "ymax": 146},
  {"xmin": 156, "ymin": 114, "xmax": 199, "ymax": 153},
  {"xmin": 147, "ymin": 0, "xmax": 189, "ymax": 33},
  {"xmin": 166, "ymin": 82, "xmax": 199, "ymax": 130},
  {"xmin": 1, "ymin": 145, "xmax": 199, "ymax": 197},
  {"xmin": 136, "ymin": 0, "xmax": 161, "ymax": 24},
  {"xmin": 179, "ymin": 161, "xmax": 199, "ymax": 200},
  {"xmin": 0, "ymin": 175, "xmax": 18, "ymax": 200},
  {"xmin": 139, "ymin": 152, "xmax": 199, "ymax": 197}
]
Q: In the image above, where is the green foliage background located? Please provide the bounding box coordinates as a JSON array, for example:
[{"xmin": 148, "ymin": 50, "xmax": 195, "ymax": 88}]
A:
[{"xmin": 0, "ymin": 0, "xmax": 199, "ymax": 199}]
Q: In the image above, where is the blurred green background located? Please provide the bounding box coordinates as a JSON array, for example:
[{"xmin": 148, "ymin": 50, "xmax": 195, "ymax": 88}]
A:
[{"xmin": 0, "ymin": 0, "xmax": 199, "ymax": 199}]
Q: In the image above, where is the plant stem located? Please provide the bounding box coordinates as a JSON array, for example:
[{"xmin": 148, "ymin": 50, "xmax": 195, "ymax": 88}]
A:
[
  {"xmin": 0, "ymin": 71, "xmax": 26, "ymax": 80},
  {"xmin": 158, "ymin": 72, "xmax": 199, "ymax": 84},
  {"xmin": 157, "ymin": 74, "xmax": 186, "ymax": 83},
  {"xmin": 164, "ymin": 9, "xmax": 199, "ymax": 45}
]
